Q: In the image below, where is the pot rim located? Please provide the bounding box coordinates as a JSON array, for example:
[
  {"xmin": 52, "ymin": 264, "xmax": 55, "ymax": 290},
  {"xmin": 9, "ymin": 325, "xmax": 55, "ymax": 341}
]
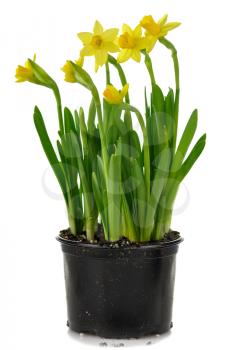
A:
[{"xmin": 56, "ymin": 233, "xmax": 183, "ymax": 250}]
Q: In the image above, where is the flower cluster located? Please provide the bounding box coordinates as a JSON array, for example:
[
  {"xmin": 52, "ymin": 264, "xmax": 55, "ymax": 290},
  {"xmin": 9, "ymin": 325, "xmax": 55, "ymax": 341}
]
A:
[
  {"xmin": 76, "ymin": 15, "xmax": 180, "ymax": 71},
  {"xmin": 16, "ymin": 14, "xmax": 180, "ymax": 105}
]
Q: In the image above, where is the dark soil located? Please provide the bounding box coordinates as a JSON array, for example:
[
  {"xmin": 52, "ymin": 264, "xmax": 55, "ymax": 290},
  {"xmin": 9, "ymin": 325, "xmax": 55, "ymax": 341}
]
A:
[{"xmin": 60, "ymin": 225, "xmax": 180, "ymax": 248}]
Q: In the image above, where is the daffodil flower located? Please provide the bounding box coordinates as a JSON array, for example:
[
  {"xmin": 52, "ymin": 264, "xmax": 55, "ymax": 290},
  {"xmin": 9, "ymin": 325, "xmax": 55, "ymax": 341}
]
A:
[
  {"xmin": 103, "ymin": 84, "xmax": 129, "ymax": 105},
  {"xmin": 140, "ymin": 14, "xmax": 181, "ymax": 52},
  {"xmin": 117, "ymin": 24, "xmax": 148, "ymax": 63},
  {"xmin": 16, "ymin": 54, "xmax": 56, "ymax": 89},
  {"xmin": 15, "ymin": 54, "xmax": 38, "ymax": 83},
  {"xmin": 77, "ymin": 21, "xmax": 119, "ymax": 72},
  {"xmin": 61, "ymin": 61, "xmax": 76, "ymax": 83},
  {"xmin": 61, "ymin": 57, "xmax": 84, "ymax": 83}
]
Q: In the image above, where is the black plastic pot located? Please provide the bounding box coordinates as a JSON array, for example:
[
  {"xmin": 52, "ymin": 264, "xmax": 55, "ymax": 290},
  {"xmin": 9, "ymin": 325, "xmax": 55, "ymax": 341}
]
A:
[{"xmin": 57, "ymin": 235, "xmax": 183, "ymax": 339}]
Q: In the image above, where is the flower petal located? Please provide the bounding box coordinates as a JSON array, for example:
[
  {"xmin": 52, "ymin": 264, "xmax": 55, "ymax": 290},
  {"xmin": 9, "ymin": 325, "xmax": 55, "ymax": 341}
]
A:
[
  {"xmin": 122, "ymin": 23, "xmax": 133, "ymax": 35},
  {"xmin": 77, "ymin": 32, "xmax": 93, "ymax": 45},
  {"xmin": 94, "ymin": 20, "xmax": 104, "ymax": 35},
  {"xmin": 117, "ymin": 49, "xmax": 132, "ymax": 63},
  {"xmin": 162, "ymin": 22, "xmax": 181, "ymax": 32},
  {"xmin": 104, "ymin": 42, "xmax": 119, "ymax": 53},
  {"xmin": 133, "ymin": 24, "xmax": 142, "ymax": 37},
  {"xmin": 145, "ymin": 36, "xmax": 158, "ymax": 53},
  {"xmin": 95, "ymin": 50, "xmax": 108, "ymax": 67},
  {"xmin": 75, "ymin": 55, "xmax": 84, "ymax": 67},
  {"xmin": 81, "ymin": 46, "xmax": 94, "ymax": 56},
  {"xmin": 121, "ymin": 84, "xmax": 129, "ymax": 98},
  {"xmin": 137, "ymin": 37, "xmax": 150, "ymax": 50},
  {"xmin": 131, "ymin": 50, "xmax": 141, "ymax": 62},
  {"xmin": 103, "ymin": 85, "xmax": 121, "ymax": 104},
  {"xmin": 102, "ymin": 28, "xmax": 119, "ymax": 41},
  {"xmin": 158, "ymin": 14, "xmax": 168, "ymax": 27}
]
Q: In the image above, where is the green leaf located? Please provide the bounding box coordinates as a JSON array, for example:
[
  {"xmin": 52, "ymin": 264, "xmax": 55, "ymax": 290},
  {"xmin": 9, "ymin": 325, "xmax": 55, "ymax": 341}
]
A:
[
  {"xmin": 33, "ymin": 106, "xmax": 68, "ymax": 204},
  {"xmin": 131, "ymin": 158, "xmax": 146, "ymax": 237},
  {"xmin": 144, "ymin": 145, "xmax": 171, "ymax": 241},
  {"xmin": 64, "ymin": 107, "xmax": 76, "ymax": 134},
  {"xmin": 152, "ymin": 84, "xmax": 164, "ymax": 113},
  {"xmin": 171, "ymin": 109, "xmax": 198, "ymax": 172},
  {"xmin": 164, "ymin": 88, "xmax": 175, "ymax": 146},
  {"xmin": 107, "ymin": 154, "xmax": 122, "ymax": 241},
  {"xmin": 121, "ymin": 192, "xmax": 138, "ymax": 241},
  {"xmin": 79, "ymin": 107, "xmax": 88, "ymax": 156},
  {"xmin": 127, "ymin": 130, "xmax": 142, "ymax": 164},
  {"xmin": 88, "ymin": 98, "xmax": 96, "ymax": 135},
  {"xmin": 145, "ymin": 87, "xmax": 150, "ymax": 120},
  {"xmin": 177, "ymin": 133, "xmax": 206, "ymax": 182},
  {"xmin": 164, "ymin": 133, "xmax": 206, "ymax": 216},
  {"xmin": 92, "ymin": 172, "xmax": 108, "ymax": 237}
]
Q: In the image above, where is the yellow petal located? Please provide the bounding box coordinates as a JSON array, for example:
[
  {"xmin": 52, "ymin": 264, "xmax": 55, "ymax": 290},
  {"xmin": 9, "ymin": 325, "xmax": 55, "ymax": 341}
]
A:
[
  {"xmin": 137, "ymin": 37, "xmax": 149, "ymax": 50},
  {"xmin": 75, "ymin": 55, "xmax": 84, "ymax": 67},
  {"xmin": 131, "ymin": 50, "xmax": 141, "ymax": 62},
  {"xmin": 121, "ymin": 84, "xmax": 129, "ymax": 98},
  {"xmin": 133, "ymin": 24, "xmax": 142, "ymax": 38},
  {"xmin": 158, "ymin": 14, "xmax": 168, "ymax": 27},
  {"xmin": 61, "ymin": 61, "xmax": 77, "ymax": 83},
  {"xmin": 162, "ymin": 22, "xmax": 181, "ymax": 32},
  {"xmin": 102, "ymin": 28, "xmax": 119, "ymax": 41},
  {"xmin": 145, "ymin": 36, "xmax": 158, "ymax": 53},
  {"xmin": 81, "ymin": 46, "xmax": 94, "ymax": 56},
  {"xmin": 122, "ymin": 23, "xmax": 133, "ymax": 35},
  {"xmin": 140, "ymin": 15, "xmax": 160, "ymax": 36},
  {"xmin": 94, "ymin": 20, "xmax": 104, "ymax": 35},
  {"xmin": 95, "ymin": 50, "xmax": 108, "ymax": 66},
  {"xmin": 117, "ymin": 49, "xmax": 132, "ymax": 63},
  {"xmin": 104, "ymin": 42, "xmax": 119, "ymax": 53},
  {"xmin": 77, "ymin": 32, "xmax": 93, "ymax": 45},
  {"xmin": 103, "ymin": 85, "xmax": 121, "ymax": 104}
]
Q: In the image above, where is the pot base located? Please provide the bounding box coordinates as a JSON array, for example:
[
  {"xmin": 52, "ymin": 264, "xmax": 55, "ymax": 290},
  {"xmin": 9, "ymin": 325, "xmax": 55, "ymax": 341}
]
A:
[{"xmin": 67, "ymin": 320, "xmax": 173, "ymax": 339}]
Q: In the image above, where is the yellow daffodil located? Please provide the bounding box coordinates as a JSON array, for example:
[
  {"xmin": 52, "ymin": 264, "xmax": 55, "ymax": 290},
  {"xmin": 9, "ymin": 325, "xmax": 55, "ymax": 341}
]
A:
[
  {"xmin": 61, "ymin": 61, "xmax": 76, "ymax": 83},
  {"xmin": 15, "ymin": 54, "xmax": 37, "ymax": 83},
  {"xmin": 140, "ymin": 14, "xmax": 181, "ymax": 52},
  {"xmin": 77, "ymin": 20, "xmax": 119, "ymax": 72},
  {"xmin": 103, "ymin": 84, "xmax": 129, "ymax": 105},
  {"xmin": 61, "ymin": 57, "xmax": 84, "ymax": 83},
  {"xmin": 117, "ymin": 24, "xmax": 148, "ymax": 63}
]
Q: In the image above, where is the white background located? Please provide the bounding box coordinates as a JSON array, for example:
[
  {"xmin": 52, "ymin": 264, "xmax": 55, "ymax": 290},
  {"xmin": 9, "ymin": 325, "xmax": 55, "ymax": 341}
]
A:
[{"xmin": 1, "ymin": 0, "xmax": 232, "ymax": 348}]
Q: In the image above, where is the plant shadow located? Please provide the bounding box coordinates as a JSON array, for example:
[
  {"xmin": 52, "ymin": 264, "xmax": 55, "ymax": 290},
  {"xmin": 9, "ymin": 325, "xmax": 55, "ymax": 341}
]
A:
[{"xmin": 67, "ymin": 329, "xmax": 171, "ymax": 347}]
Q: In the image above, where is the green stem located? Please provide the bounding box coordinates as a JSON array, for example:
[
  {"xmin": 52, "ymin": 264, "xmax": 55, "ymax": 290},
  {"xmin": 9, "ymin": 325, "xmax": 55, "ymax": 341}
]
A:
[
  {"xmin": 142, "ymin": 50, "xmax": 156, "ymax": 87},
  {"xmin": 159, "ymin": 38, "xmax": 180, "ymax": 151},
  {"xmin": 122, "ymin": 103, "xmax": 150, "ymax": 199},
  {"xmin": 108, "ymin": 55, "xmax": 132, "ymax": 130},
  {"xmin": 53, "ymin": 87, "xmax": 64, "ymax": 136},
  {"xmin": 108, "ymin": 55, "xmax": 130, "ymax": 103},
  {"xmin": 105, "ymin": 61, "xmax": 111, "ymax": 85},
  {"xmin": 93, "ymin": 89, "xmax": 109, "ymax": 180},
  {"xmin": 85, "ymin": 215, "xmax": 96, "ymax": 241}
]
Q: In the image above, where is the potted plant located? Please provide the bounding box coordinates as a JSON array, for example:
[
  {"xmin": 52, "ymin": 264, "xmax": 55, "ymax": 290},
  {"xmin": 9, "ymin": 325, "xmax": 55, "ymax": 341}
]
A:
[{"xmin": 16, "ymin": 14, "xmax": 206, "ymax": 339}]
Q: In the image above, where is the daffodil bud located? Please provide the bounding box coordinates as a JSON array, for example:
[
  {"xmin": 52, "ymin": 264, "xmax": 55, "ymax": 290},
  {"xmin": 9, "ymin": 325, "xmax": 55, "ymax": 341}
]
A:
[{"xmin": 28, "ymin": 59, "xmax": 57, "ymax": 89}]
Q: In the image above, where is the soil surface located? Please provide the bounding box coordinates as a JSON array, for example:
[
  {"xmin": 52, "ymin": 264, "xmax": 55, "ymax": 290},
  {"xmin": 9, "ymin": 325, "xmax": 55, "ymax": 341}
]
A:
[{"xmin": 60, "ymin": 225, "xmax": 180, "ymax": 248}]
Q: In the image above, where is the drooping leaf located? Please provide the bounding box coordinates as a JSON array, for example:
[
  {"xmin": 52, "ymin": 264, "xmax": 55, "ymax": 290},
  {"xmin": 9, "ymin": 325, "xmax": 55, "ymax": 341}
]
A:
[{"xmin": 33, "ymin": 106, "xmax": 68, "ymax": 204}]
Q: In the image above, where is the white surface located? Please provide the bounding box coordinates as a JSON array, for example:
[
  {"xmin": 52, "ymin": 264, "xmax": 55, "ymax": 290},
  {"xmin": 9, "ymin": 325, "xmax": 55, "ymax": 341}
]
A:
[{"xmin": 0, "ymin": 0, "xmax": 232, "ymax": 348}]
